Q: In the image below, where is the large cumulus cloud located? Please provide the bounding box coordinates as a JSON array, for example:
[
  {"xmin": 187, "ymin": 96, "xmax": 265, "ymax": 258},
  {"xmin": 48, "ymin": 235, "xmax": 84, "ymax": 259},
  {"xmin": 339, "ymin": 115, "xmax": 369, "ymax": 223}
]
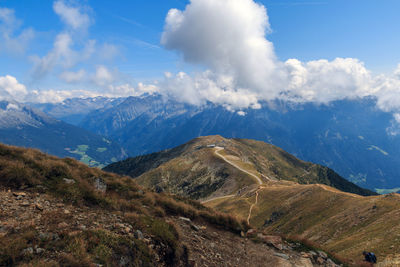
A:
[
  {"xmin": 0, "ymin": 75, "xmax": 28, "ymax": 102},
  {"xmin": 160, "ymin": 0, "xmax": 400, "ymax": 114}
]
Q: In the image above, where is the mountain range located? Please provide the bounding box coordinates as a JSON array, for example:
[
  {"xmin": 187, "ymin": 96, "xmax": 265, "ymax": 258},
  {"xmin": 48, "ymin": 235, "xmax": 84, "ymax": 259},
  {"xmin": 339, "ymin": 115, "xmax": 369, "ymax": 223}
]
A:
[
  {"xmin": 30, "ymin": 96, "xmax": 126, "ymax": 125},
  {"xmin": 0, "ymin": 100, "xmax": 126, "ymax": 167},
  {"xmin": 50, "ymin": 94, "xmax": 397, "ymax": 192}
]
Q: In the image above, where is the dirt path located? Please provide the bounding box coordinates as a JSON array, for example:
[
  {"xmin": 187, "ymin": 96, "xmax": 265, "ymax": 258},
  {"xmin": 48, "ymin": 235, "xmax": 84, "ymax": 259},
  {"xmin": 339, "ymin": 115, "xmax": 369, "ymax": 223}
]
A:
[
  {"xmin": 214, "ymin": 147, "xmax": 264, "ymax": 185},
  {"xmin": 247, "ymin": 187, "xmax": 262, "ymax": 225},
  {"xmin": 212, "ymin": 147, "xmax": 268, "ymax": 224},
  {"xmin": 201, "ymin": 194, "xmax": 236, "ymax": 204}
]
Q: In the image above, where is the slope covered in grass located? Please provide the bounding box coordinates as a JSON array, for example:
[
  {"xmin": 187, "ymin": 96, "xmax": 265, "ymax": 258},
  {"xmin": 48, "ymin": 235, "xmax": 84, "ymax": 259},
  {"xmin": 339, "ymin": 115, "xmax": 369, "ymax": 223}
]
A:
[
  {"xmin": 105, "ymin": 135, "xmax": 375, "ymax": 197},
  {"xmin": 0, "ymin": 143, "xmax": 251, "ymax": 266},
  {"xmin": 104, "ymin": 136, "xmax": 400, "ymax": 264}
]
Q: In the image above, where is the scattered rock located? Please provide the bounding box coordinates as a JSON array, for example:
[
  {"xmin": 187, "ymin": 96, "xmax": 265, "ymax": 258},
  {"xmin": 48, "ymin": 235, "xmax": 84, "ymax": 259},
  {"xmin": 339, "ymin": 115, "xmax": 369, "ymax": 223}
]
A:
[
  {"xmin": 39, "ymin": 232, "xmax": 50, "ymax": 240},
  {"xmin": 52, "ymin": 233, "xmax": 60, "ymax": 241},
  {"xmin": 301, "ymin": 252, "xmax": 311, "ymax": 258},
  {"xmin": 246, "ymin": 229, "xmax": 257, "ymax": 237},
  {"xmin": 36, "ymin": 247, "xmax": 45, "ymax": 254},
  {"xmin": 309, "ymin": 251, "xmax": 317, "ymax": 257},
  {"xmin": 63, "ymin": 178, "xmax": 76, "ymax": 184},
  {"xmin": 316, "ymin": 256, "xmax": 325, "ymax": 265},
  {"xmin": 21, "ymin": 201, "xmax": 30, "ymax": 206},
  {"xmin": 274, "ymin": 252, "xmax": 290, "ymax": 260},
  {"xmin": 258, "ymin": 234, "xmax": 283, "ymax": 250},
  {"xmin": 94, "ymin": 178, "xmax": 107, "ymax": 193},
  {"xmin": 318, "ymin": 250, "xmax": 328, "ymax": 259},
  {"xmin": 22, "ymin": 247, "xmax": 34, "ymax": 255},
  {"xmin": 135, "ymin": 230, "xmax": 144, "ymax": 239},
  {"xmin": 190, "ymin": 224, "xmax": 200, "ymax": 231},
  {"xmin": 119, "ymin": 256, "xmax": 130, "ymax": 266},
  {"xmin": 326, "ymin": 258, "xmax": 337, "ymax": 266},
  {"xmin": 179, "ymin": 216, "xmax": 191, "ymax": 223},
  {"xmin": 13, "ymin": 192, "xmax": 26, "ymax": 197},
  {"xmin": 35, "ymin": 203, "xmax": 43, "ymax": 211},
  {"xmin": 64, "ymin": 209, "xmax": 70, "ymax": 215}
]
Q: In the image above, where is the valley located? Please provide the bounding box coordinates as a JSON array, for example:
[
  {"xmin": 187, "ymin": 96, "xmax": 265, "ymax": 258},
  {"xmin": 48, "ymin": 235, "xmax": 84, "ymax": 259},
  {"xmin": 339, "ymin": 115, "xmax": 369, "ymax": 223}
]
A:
[{"xmin": 0, "ymin": 100, "xmax": 126, "ymax": 167}]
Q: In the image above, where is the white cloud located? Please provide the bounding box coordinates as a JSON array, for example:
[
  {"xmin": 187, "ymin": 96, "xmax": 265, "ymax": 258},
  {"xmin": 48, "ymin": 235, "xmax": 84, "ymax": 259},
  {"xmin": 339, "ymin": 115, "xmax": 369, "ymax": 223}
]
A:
[
  {"xmin": 283, "ymin": 58, "xmax": 373, "ymax": 103},
  {"xmin": 0, "ymin": 7, "xmax": 34, "ymax": 55},
  {"xmin": 26, "ymin": 82, "xmax": 159, "ymax": 103},
  {"xmin": 27, "ymin": 89, "xmax": 100, "ymax": 103},
  {"xmin": 53, "ymin": 0, "xmax": 91, "ymax": 31},
  {"xmin": 162, "ymin": 0, "xmax": 282, "ymax": 95},
  {"xmin": 160, "ymin": 71, "xmax": 261, "ymax": 110},
  {"xmin": 0, "ymin": 75, "xmax": 28, "ymax": 102},
  {"xmin": 159, "ymin": 0, "xmax": 400, "ymax": 120},
  {"xmin": 59, "ymin": 69, "xmax": 86, "ymax": 83},
  {"xmin": 92, "ymin": 65, "xmax": 114, "ymax": 86},
  {"xmin": 394, "ymin": 64, "xmax": 400, "ymax": 79},
  {"xmin": 30, "ymin": 1, "xmax": 111, "ymax": 81},
  {"xmin": 31, "ymin": 33, "xmax": 76, "ymax": 78}
]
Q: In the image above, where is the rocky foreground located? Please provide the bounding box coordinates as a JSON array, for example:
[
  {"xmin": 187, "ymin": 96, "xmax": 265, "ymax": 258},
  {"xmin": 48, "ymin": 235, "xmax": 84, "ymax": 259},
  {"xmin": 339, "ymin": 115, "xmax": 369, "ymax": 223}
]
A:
[
  {"xmin": 0, "ymin": 188, "xmax": 342, "ymax": 266},
  {"xmin": 0, "ymin": 142, "xmax": 346, "ymax": 266}
]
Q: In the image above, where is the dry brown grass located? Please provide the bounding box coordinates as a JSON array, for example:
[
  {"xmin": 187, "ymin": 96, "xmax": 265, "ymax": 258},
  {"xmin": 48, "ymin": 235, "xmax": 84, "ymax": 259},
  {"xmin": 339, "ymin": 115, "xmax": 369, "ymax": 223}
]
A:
[{"xmin": 0, "ymin": 142, "xmax": 251, "ymax": 266}]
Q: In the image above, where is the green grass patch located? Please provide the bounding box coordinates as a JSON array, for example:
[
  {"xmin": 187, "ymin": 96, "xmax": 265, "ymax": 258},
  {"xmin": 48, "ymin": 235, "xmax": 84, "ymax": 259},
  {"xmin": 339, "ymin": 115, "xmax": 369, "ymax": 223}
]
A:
[{"xmin": 375, "ymin": 187, "xmax": 400, "ymax": 194}]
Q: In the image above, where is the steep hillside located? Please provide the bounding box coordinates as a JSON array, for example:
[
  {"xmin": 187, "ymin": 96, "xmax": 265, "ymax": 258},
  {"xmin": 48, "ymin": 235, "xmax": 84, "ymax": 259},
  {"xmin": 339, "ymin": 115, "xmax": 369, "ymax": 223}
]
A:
[
  {"xmin": 104, "ymin": 136, "xmax": 400, "ymax": 264},
  {"xmin": 104, "ymin": 136, "xmax": 375, "ymax": 197},
  {"xmin": 0, "ymin": 143, "xmax": 344, "ymax": 266},
  {"xmin": 208, "ymin": 184, "xmax": 400, "ymax": 264},
  {"xmin": 0, "ymin": 100, "xmax": 126, "ymax": 167},
  {"xmin": 81, "ymin": 94, "xmax": 400, "ymax": 191}
]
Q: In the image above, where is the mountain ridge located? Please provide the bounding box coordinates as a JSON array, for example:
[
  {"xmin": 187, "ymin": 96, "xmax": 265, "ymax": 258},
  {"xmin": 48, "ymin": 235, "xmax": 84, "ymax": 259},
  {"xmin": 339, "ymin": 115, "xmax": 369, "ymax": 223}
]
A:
[
  {"xmin": 0, "ymin": 100, "xmax": 126, "ymax": 167},
  {"xmin": 72, "ymin": 95, "xmax": 400, "ymax": 191},
  {"xmin": 0, "ymin": 142, "xmax": 346, "ymax": 266},
  {"xmin": 104, "ymin": 135, "xmax": 376, "ymax": 197},
  {"xmin": 104, "ymin": 136, "xmax": 400, "ymax": 263}
]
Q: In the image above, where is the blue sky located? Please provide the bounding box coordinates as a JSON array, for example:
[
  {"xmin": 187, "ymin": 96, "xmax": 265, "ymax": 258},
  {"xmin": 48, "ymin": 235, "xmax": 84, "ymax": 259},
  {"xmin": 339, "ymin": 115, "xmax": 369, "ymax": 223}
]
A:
[{"xmin": 0, "ymin": 0, "xmax": 400, "ymax": 109}]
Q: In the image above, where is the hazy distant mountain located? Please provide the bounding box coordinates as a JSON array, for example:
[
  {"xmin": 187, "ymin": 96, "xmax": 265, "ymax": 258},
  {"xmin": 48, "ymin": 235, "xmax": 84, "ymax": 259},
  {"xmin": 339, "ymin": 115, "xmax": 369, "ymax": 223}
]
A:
[
  {"xmin": 0, "ymin": 100, "xmax": 126, "ymax": 167},
  {"xmin": 79, "ymin": 95, "xmax": 400, "ymax": 191},
  {"xmin": 30, "ymin": 96, "xmax": 126, "ymax": 125},
  {"xmin": 79, "ymin": 94, "xmax": 200, "ymax": 137}
]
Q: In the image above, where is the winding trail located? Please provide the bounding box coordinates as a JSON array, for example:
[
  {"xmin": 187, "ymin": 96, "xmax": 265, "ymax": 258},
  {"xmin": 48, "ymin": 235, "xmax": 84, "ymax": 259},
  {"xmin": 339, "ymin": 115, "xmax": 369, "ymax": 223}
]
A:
[
  {"xmin": 203, "ymin": 147, "xmax": 269, "ymax": 223},
  {"xmin": 214, "ymin": 147, "xmax": 264, "ymax": 185},
  {"xmin": 247, "ymin": 187, "xmax": 262, "ymax": 225}
]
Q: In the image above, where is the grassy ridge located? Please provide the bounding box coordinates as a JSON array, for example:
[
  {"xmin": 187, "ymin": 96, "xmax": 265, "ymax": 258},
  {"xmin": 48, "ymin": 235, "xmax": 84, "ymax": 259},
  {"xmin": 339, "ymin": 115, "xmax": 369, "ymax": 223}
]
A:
[
  {"xmin": 0, "ymin": 143, "xmax": 249, "ymax": 266},
  {"xmin": 208, "ymin": 183, "xmax": 400, "ymax": 262}
]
